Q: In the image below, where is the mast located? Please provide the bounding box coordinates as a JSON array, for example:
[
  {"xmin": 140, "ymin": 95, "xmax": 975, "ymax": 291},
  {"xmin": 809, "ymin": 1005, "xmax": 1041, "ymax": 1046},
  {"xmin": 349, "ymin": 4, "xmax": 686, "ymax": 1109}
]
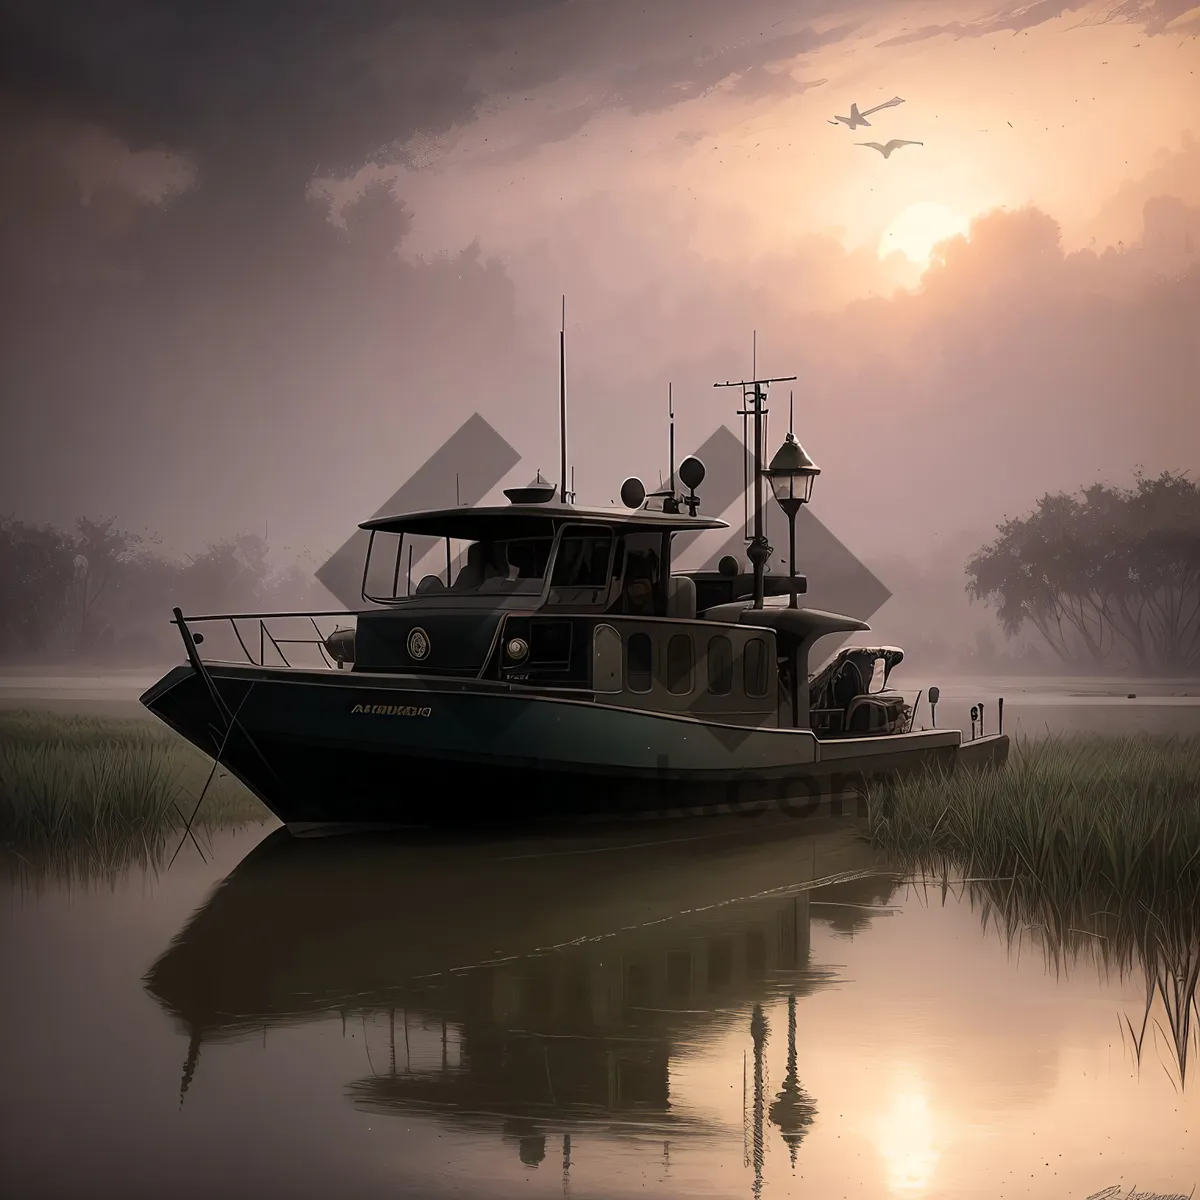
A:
[
  {"xmin": 559, "ymin": 295, "xmax": 568, "ymax": 504},
  {"xmin": 668, "ymin": 383, "xmax": 675, "ymax": 497},
  {"xmin": 715, "ymin": 366, "xmax": 797, "ymax": 609}
]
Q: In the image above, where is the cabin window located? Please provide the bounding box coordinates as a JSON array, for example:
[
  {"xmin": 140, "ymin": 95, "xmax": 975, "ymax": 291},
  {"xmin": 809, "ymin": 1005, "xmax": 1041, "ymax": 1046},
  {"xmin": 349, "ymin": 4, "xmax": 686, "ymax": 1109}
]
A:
[
  {"xmin": 609, "ymin": 532, "xmax": 664, "ymax": 616},
  {"xmin": 627, "ymin": 632, "xmax": 653, "ymax": 693},
  {"xmin": 547, "ymin": 528, "xmax": 615, "ymax": 607},
  {"xmin": 868, "ymin": 657, "xmax": 887, "ymax": 693},
  {"xmin": 362, "ymin": 531, "xmax": 407, "ymax": 602},
  {"xmin": 529, "ymin": 619, "xmax": 571, "ymax": 666},
  {"xmin": 592, "ymin": 624, "xmax": 622, "ymax": 692},
  {"xmin": 744, "ymin": 637, "xmax": 770, "ymax": 697},
  {"xmin": 706, "ymin": 635, "xmax": 733, "ymax": 695},
  {"xmin": 666, "ymin": 634, "xmax": 693, "ymax": 695},
  {"xmin": 443, "ymin": 536, "xmax": 552, "ymax": 596}
]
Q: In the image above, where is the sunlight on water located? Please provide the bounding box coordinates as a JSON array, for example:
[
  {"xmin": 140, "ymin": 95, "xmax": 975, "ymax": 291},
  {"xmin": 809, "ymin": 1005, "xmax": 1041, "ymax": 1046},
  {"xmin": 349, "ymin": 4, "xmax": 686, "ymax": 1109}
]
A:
[{"xmin": 875, "ymin": 1077, "xmax": 941, "ymax": 1194}]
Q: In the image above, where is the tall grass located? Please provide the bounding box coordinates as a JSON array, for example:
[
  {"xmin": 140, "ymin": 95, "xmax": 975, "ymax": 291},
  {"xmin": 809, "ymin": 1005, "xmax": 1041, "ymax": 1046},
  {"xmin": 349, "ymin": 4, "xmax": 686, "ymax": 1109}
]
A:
[
  {"xmin": 863, "ymin": 733, "xmax": 1200, "ymax": 1086},
  {"xmin": 0, "ymin": 710, "xmax": 270, "ymax": 880}
]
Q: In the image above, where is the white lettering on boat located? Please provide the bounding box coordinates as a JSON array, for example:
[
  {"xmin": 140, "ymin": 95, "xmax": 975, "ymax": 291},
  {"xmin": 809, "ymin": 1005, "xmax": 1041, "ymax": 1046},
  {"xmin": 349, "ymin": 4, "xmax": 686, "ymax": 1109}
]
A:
[{"xmin": 350, "ymin": 703, "xmax": 433, "ymax": 717}]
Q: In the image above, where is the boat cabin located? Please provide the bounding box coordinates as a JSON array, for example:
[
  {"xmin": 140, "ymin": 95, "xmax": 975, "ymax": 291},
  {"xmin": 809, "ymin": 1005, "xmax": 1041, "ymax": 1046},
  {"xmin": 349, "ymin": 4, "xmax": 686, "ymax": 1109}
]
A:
[{"xmin": 329, "ymin": 494, "xmax": 894, "ymax": 738}]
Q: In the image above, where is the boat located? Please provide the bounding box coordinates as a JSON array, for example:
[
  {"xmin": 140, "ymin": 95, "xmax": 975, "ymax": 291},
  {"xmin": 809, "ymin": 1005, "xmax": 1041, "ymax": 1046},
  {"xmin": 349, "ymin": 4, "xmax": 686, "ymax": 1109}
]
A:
[{"xmin": 139, "ymin": 363, "xmax": 1009, "ymax": 835}]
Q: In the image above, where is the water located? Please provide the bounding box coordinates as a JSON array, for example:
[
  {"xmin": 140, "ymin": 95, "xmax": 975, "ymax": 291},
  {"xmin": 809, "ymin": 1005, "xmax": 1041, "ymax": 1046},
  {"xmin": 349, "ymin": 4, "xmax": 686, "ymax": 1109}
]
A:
[{"xmin": 3, "ymin": 817, "xmax": 1197, "ymax": 1199}]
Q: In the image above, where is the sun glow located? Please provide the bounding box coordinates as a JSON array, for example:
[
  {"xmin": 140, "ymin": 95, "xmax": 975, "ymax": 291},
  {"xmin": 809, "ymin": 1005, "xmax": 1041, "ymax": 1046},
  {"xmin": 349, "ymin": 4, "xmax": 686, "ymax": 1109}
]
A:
[
  {"xmin": 874, "ymin": 1083, "xmax": 941, "ymax": 1193},
  {"xmin": 878, "ymin": 202, "xmax": 971, "ymax": 269}
]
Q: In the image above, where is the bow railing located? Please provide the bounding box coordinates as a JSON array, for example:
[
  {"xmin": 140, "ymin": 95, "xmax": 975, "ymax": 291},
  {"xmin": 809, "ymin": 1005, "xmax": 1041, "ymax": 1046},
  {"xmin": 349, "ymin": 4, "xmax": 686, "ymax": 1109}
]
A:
[{"xmin": 170, "ymin": 609, "xmax": 358, "ymax": 670}]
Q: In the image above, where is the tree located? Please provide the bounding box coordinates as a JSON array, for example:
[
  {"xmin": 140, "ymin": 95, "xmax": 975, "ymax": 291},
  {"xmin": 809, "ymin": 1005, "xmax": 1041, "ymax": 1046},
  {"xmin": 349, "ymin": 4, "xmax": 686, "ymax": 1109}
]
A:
[
  {"xmin": 176, "ymin": 534, "xmax": 274, "ymax": 615},
  {"xmin": 71, "ymin": 515, "xmax": 146, "ymax": 652},
  {"xmin": 0, "ymin": 517, "xmax": 77, "ymax": 656},
  {"xmin": 967, "ymin": 471, "xmax": 1200, "ymax": 674}
]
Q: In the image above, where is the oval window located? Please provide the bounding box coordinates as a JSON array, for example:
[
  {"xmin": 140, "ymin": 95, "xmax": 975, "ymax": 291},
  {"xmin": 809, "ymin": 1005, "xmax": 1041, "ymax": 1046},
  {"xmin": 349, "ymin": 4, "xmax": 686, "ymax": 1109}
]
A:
[
  {"xmin": 707, "ymin": 635, "xmax": 733, "ymax": 696},
  {"xmin": 666, "ymin": 634, "xmax": 694, "ymax": 695},
  {"xmin": 744, "ymin": 637, "xmax": 770, "ymax": 698},
  {"xmin": 627, "ymin": 632, "xmax": 652, "ymax": 693}
]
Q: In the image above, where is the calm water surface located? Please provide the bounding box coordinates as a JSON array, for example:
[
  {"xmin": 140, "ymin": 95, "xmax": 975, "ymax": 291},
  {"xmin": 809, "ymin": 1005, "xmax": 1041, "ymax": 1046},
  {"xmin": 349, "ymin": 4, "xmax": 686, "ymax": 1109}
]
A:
[{"xmin": 3, "ymin": 815, "xmax": 1196, "ymax": 1200}]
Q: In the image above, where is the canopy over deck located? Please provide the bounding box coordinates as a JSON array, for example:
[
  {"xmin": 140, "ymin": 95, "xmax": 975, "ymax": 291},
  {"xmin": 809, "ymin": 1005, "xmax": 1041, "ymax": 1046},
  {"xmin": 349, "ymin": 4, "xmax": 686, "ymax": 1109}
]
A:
[{"xmin": 360, "ymin": 503, "xmax": 728, "ymax": 541}]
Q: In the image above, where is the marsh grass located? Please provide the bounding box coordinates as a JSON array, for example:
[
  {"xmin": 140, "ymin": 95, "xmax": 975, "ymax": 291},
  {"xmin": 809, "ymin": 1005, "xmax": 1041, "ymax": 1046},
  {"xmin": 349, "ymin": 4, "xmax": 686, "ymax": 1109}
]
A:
[
  {"xmin": 1, "ymin": 709, "xmax": 270, "ymax": 880},
  {"xmin": 864, "ymin": 733, "xmax": 1200, "ymax": 1086}
]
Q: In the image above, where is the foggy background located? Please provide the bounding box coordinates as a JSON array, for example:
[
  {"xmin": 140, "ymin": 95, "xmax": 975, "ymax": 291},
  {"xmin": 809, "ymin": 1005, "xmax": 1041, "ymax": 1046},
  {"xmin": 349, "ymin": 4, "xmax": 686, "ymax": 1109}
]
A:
[{"xmin": 1, "ymin": 0, "xmax": 1197, "ymax": 669}]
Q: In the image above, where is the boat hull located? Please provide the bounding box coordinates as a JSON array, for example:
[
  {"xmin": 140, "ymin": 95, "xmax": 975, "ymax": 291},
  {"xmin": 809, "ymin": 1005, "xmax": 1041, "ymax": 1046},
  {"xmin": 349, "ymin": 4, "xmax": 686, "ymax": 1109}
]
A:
[{"xmin": 140, "ymin": 664, "xmax": 1009, "ymax": 833}]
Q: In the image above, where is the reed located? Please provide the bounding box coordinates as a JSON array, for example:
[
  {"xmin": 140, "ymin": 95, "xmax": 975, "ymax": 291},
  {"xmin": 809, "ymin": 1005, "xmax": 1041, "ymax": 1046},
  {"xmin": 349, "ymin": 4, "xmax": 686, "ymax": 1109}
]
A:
[
  {"xmin": 864, "ymin": 733, "xmax": 1200, "ymax": 1086},
  {"xmin": 0, "ymin": 710, "xmax": 270, "ymax": 876}
]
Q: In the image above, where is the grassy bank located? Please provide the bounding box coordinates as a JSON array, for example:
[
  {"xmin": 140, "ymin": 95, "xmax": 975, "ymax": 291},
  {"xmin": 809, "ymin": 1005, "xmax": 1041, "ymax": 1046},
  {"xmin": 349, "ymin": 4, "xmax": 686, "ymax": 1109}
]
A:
[
  {"xmin": 0, "ymin": 709, "xmax": 270, "ymax": 876},
  {"xmin": 863, "ymin": 733, "xmax": 1200, "ymax": 895},
  {"xmin": 863, "ymin": 733, "xmax": 1200, "ymax": 1084}
]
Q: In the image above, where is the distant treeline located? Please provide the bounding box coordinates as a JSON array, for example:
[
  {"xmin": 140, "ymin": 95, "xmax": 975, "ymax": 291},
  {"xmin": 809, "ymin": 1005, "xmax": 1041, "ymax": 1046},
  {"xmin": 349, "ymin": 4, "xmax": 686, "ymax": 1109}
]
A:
[
  {"xmin": 2, "ymin": 469, "xmax": 1197, "ymax": 673},
  {"xmin": 0, "ymin": 516, "xmax": 329, "ymax": 664},
  {"xmin": 966, "ymin": 471, "xmax": 1200, "ymax": 675}
]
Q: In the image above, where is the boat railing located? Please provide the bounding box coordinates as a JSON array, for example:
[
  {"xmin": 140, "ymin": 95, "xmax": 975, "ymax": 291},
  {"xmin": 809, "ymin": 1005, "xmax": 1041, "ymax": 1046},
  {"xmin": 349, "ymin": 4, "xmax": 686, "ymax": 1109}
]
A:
[{"xmin": 171, "ymin": 609, "xmax": 358, "ymax": 671}]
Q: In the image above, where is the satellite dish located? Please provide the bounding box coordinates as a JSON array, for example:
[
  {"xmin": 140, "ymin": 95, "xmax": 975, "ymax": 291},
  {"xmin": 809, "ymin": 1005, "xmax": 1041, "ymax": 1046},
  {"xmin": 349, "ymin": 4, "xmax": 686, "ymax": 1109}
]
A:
[
  {"xmin": 620, "ymin": 477, "xmax": 646, "ymax": 508},
  {"xmin": 718, "ymin": 555, "xmax": 740, "ymax": 578},
  {"xmin": 678, "ymin": 456, "xmax": 705, "ymax": 491}
]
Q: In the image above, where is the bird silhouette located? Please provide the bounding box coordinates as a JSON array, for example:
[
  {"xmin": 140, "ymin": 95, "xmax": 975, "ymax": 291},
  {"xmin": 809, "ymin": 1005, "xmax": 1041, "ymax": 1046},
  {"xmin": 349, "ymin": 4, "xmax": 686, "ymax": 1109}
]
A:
[
  {"xmin": 828, "ymin": 96, "xmax": 904, "ymax": 128},
  {"xmin": 856, "ymin": 139, "xmax": 923, "ymax": 158}
]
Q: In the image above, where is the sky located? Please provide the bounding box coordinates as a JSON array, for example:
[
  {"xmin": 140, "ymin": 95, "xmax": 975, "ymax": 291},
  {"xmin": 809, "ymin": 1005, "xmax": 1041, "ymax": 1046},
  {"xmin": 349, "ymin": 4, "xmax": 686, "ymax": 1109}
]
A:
[{"xmin": 1, "ymin": 0, "xmax": 1197, "ymax": 585}]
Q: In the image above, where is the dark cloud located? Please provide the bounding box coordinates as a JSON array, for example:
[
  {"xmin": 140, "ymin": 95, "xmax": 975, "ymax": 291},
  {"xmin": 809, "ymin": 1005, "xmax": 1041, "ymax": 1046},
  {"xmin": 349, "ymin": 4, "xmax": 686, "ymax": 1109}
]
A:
[
  {"xmin": 603, "ymin": 23, "xmax": 852, "ymax": 114},
  {"xmin": 0, "ymin": 1, "xmax": 564, "ymax": 178},
  {"xmin": 1, "ymin": 1, "xmax": 870, "ymax": 190}
]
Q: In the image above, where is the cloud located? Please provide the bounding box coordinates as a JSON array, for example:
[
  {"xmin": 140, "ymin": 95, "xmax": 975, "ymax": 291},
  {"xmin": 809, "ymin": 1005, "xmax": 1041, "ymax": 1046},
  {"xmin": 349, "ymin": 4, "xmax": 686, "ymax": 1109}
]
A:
[
  {"xmin": 877, "ymin": 2, "xmax": 1088, "ymax": 47},
  {"xmin": 0, "ymin": 1, "xmax": 877, "ymax": 191},
  {"xmin": 0, "ymin": 1, "xmax": 564, "ymax": 179},
  {"xmin": 486, "ymin": 182, "xmax": 1198, "ymax": 564},
  {"xmin": 875, "ymin": 0, "xmax": 1195, "ymax": 46},
  {"xmin": 1085, "ymin": 131, "xmax": 1200, "ymax": 246}
]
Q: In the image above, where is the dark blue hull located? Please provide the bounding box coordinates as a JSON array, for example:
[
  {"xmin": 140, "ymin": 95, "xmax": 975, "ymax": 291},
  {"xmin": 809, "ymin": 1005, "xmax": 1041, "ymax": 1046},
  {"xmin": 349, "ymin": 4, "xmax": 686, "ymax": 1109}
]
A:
[{"xmin": 140, "ymin": 663, "xmax": 1008, "ymax": 834}]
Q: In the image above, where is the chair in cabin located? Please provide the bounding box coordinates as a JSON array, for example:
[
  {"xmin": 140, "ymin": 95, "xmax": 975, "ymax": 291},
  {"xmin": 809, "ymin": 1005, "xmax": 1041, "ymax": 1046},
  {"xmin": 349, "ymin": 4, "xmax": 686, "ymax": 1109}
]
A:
[
  {"xmin": 452, "ymin": 542, "xmax": 487, "ymax": 591},
  {"xmin": 666, "ymin": 576, "xmax": 697, "ymax": 621}
]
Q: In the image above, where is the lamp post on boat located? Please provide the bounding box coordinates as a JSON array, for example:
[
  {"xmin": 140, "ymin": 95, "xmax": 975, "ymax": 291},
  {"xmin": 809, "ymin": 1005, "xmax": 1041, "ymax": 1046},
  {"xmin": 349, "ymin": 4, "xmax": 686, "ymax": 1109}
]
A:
[
  {"xmin": 763, "ymin": 393, "xmax": 821, "ymax": 610},
  {"xmin": 714, "ymin": 372, "xmax": 796, "ymax": 609}
]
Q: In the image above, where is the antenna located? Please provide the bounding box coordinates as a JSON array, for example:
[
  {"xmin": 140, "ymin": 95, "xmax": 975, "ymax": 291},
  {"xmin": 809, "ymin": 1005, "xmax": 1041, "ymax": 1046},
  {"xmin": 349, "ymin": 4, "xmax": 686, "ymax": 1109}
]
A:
[
  {"xmin": 668, "ymin": 383, "xmax": 675, "ymax": 496},
  {"xmin": 559, "ymin": 295, "xmax": 568, "ymax": 504},
  {"xmin": 455, "ymin": 472, "xmax": 460, "ymax": 506},
  {"xmin": 789, "ymin": 389, "xmax": 794, "ymax": 435},
  {"xmin": 570, "ymin": 465, "xmax": 575, "ymax": 504},
  {"xmin": 715, "ymin": 372, "xmax": 796, "ymax": 609}
]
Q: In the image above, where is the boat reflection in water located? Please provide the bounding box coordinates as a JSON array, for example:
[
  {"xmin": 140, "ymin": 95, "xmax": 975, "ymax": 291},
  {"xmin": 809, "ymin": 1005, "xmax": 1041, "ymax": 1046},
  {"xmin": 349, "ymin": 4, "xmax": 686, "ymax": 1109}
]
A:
[{"xmin": 144, "ymin": 817, "xmax": 899, "ymax": 1188}]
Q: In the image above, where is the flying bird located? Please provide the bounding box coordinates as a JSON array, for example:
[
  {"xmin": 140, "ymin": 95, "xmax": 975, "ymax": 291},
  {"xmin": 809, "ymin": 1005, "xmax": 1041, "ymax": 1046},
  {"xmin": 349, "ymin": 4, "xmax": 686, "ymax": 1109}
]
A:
[
  {"xmin": 856, "ymin": 139, "xmax": 923, "ymax": 158},
  {"xmin": 828, "ymin": 96, "xmax": 905, "ymax": 128}
]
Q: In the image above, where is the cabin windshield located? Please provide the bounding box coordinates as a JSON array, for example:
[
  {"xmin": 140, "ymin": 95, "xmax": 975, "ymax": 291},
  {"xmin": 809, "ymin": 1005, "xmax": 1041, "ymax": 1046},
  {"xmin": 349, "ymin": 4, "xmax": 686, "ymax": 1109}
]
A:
[
  {"xmin": 446, "ymin": 537, "xmax": 553, "ymax": 595},
  {"xmin": 362, "ymin": 522, "xmax": 668, "ymax": 609},
  {"xmin": 363, "ymin": 531, "xmax": 554, "ymax": 601}
]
